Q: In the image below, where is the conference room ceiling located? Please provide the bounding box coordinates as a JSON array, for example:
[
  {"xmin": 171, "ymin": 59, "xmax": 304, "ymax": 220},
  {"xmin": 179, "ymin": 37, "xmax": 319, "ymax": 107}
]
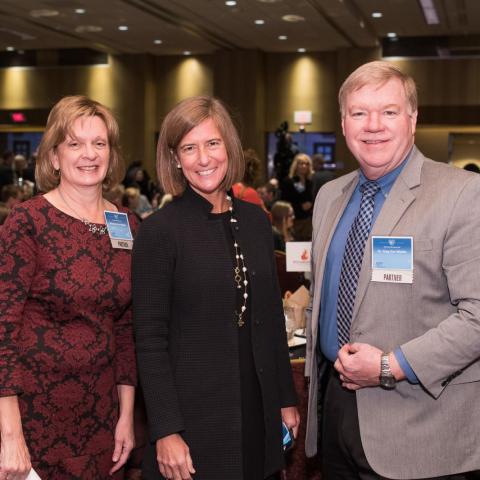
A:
[{"xmin": 0, "ymin": 0, "xmax": 479, "ymax": 56}]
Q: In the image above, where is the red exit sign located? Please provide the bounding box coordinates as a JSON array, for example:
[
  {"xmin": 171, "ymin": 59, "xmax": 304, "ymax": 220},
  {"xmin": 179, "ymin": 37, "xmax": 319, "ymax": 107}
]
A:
[{"xmin": 10, "ymin": 112, "xmax": 27, "ymax": 123}]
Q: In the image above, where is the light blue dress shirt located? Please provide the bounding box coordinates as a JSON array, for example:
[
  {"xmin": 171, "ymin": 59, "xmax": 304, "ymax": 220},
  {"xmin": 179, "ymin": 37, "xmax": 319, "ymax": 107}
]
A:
[{"xmin": 318, "ymin": 155, "xmax": 418, "ymax": 383}]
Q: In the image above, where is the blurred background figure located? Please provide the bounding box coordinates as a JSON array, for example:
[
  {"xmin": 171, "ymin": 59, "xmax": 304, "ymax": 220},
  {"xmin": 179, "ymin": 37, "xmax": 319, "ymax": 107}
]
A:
[
  {"xmin": 463, "ymin": 162, "xmax": 480, "ymax": 173},
  {"xmin": 281, "ymin": 153, "xmax": 314, "ymax": 241},
  {"xmin": 123, "ymin": 186, "xmax": 153, "ymax": 219},
  {"xmin": 232, "ymin": 148, "xmax": 269, "ymax": 216},
  {"xmin": 1, "ymin": 184, "xmax": 23, "ymax": 210},
  {"xmin": 0, "ymin": 150, "xmax": 15, "ymax": 190},
  {"xmin": 271, "ymin": 200, "xmax": 295, "ymax": 252},
  {"xmin": 311, "ymin": 153, "xmax": 336, "ymax": 200}
]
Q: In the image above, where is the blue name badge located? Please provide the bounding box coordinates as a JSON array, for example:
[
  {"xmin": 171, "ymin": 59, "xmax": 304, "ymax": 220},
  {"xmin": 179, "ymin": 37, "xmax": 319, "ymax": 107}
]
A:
[
  {"xmin": 104, "ymin": 211, "xmax": 133, "ymax": 250},
  {"xmin": 371, "ymin": 236, "xmax": 413, "ymax": 284}
]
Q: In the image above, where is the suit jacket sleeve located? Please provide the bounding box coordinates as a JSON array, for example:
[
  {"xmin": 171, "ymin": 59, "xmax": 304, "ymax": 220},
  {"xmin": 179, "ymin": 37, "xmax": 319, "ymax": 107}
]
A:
[
  {"xmin": 132, "ymin": 217, "xmax": 185, "ymax": 441},
  {"xmin": 400, "ymin": 173, "xmax": 480, "ymax": 398}
]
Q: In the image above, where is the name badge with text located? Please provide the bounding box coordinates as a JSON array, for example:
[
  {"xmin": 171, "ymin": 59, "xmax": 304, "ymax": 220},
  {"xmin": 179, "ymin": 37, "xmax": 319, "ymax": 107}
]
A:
[
  {"xmin": 104, "ymin": 211, "xmax": 133, "ymax": 250},
  {"xmin": 286, "ymin": 241, "xmax": 311, "ymax": 272},
  {"xmin": 371, "ymin": 236, "xmax": 413, "ymax": 284}
]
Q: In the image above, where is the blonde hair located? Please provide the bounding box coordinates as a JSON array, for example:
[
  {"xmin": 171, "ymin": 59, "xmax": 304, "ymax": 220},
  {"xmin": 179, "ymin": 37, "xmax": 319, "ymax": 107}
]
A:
[
  {"xmin": 157, "ymin": 96, "xmax": 244, "ymax": 196},
  {"xmin": 289, "ymin": 153, "xmax": 313, "ymax": 180},
  {"xmin": 338, "ymin": 61, "xmax": 417, "ymax": 117},
  {"xmin": 36, "ymin": 95, "xmax": 124, "ymax": 192}
]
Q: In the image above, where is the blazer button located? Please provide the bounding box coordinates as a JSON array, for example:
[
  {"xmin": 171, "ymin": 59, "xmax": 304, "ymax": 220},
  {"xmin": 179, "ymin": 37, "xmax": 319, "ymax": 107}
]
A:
[
  {"xmin": 251, "ymin": 270, "xmax": 256, "ymax": 276},
  {"xmin": 255, "ymin": 320, "xmax": 260, "ymax": 326},
  {"xmin": 234, "ymin": 226, "xmax": 239, "ymax": 231},
  {"xmin": 259, "ymin": 367, "xmax": 264, "ymax": 374}
]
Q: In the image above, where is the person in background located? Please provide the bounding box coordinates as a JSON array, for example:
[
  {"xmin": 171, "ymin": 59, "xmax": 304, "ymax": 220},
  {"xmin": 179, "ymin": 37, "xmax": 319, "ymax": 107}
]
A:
[
  {"xmin": 123, "ymin": 186, "xmax": 153, "ymax": 219},
  {"xmin": 232, "ymin": 148, "xmax": 269, "ymax": 216},
  {"xmin": 132, "ymin": 95, "xmax": 299, "ymax": 480},
  {"xmin": 257, "ymin": 180, "xmax": 278, "ymax": 212},
  {"xmin": 311, "ymin": 153, "xmax": 336, "ymax": 200},
  {"xmin": 281, "ymin": 153, "xmax": 314, "ymax": 241},
  {"xmin": 0, "ymin": 184, "xmax": 23, "ymax": 209},
  {"xmin": 271, "ymin": 200, "xmax": 295, "ymax": 252},
  {"xmin": 0, "ymin": 151, "xmax": 14, "ymax": 190},
  {"xmin": 463, "ymin": 162, "xmax": 480, "ymax": 173},
  {"xmin": 0, "ymin": 95, "xmax": 137, "ymax": 479}
]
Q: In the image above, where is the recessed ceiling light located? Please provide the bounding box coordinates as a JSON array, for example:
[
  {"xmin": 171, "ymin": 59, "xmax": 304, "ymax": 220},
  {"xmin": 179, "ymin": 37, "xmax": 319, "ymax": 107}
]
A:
[
  {"xmin": 184, "ymin": 51, "xmax": 191, "ymax": 55},
  {"xmin": 75, "ymin": 8, "xmax": 86, "ymax": 14},
  {"xmin": 387, "ymin": 32, "xmax": 397, "ymax": 38},
  {"xmin": 30, "ymin": 9, "xmax": 59, "ymax": 18},
  {"xmin": 6, "ymin": 46, "xmax": 15, "ymax": 52},
  {"xmin": 118, "ymin": 25, "xmax": 128, "ymax": 31},
  {"xmin": 372, "ymin": 12, "xmax": 382, "ymax": 18},
  {"xmin": 282, "ymin": 14, "xmax": 305, "ymax": 23},
  {"xmin": 75, "ymin": 25, "xmax": 103, "ymax": 33},
  {"xmin": 225, "ymin": 1, "xmax": 237, "ymax": 6},
  {"xmin": 154, "ymin": 39, "xmax": 162, "ymax": 44},
  {"xmin": 255, "ymin": 19, "xmax": 265, "ymax": 25},
  {"xmin": 297, "ymin": 47, "xmax": 306, "ymax": 53},
  {"xmin": 278, "ymin": 35, "xmax": 287, "ymax": 40}
]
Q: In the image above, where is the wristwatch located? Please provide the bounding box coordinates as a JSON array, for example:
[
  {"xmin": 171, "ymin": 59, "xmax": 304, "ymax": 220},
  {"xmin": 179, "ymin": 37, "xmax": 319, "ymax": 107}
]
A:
[{"xmin": 379, "ymin": 352, "xmax": 396, "ymax": 389}]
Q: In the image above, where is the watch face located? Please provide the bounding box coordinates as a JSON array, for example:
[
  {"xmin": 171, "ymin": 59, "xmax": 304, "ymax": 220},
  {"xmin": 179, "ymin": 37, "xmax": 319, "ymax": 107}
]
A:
[{"xmin": 380, "ymin": 375, "xmax": 396, "ymax": 389}]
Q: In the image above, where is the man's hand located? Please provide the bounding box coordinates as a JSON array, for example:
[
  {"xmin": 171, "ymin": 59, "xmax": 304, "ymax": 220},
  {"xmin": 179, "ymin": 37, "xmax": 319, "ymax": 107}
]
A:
[{"xmin": 334, "ymin": 343, "xmax": 383, "ymax": 390}]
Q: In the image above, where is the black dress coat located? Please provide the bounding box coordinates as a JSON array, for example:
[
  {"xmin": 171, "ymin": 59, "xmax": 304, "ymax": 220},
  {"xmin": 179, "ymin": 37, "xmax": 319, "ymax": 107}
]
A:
[{"xmin": 132, "ymin": 185, "xmax": 297, "ymax": 480}]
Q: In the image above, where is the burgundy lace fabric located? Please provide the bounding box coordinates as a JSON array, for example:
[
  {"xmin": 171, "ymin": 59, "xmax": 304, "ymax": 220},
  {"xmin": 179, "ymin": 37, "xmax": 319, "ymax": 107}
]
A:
[{"xmin": 0, "ymin": 195, "xmax": 137, "ymax": 471}]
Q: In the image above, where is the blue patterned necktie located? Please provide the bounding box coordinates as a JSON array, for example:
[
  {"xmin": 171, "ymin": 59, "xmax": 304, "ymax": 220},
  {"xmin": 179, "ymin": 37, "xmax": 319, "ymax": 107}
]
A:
[{"xmin": 337, "ymin": 180, "xmax": 380, "ymax": 347}]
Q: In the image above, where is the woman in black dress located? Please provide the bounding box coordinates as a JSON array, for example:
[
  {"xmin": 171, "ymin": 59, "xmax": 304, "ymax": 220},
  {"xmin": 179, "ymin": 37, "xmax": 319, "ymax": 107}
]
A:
[
  {"xmin": 132, "ymin": 96, "xmax": 299, "ymax": 480},
  {"xmin": 280, "ymin": 153, "xmax": 314, "ymax": 241}
]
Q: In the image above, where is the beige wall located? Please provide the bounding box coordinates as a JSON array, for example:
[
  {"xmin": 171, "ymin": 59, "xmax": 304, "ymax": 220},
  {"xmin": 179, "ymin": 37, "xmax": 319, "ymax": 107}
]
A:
[{"xmin": 2, "ymin": 49, "xmax": 480, "ymax": 180}]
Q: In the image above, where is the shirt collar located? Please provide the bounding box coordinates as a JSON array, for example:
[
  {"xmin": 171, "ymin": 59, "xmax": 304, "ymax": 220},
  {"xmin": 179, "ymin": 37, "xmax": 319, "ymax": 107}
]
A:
[{"xmin": 358, "ymin": 147, "xmax": 413, "ymax": 198}]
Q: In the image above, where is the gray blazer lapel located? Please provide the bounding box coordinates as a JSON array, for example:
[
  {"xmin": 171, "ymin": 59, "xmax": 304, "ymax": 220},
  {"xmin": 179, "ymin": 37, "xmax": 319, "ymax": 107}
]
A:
[{"xmin": 351, "ymin": 148, "xmax": 424, "ymax": 326}]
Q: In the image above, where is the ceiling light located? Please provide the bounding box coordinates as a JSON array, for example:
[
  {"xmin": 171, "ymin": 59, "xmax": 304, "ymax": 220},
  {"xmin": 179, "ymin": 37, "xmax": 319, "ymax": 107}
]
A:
[
  {"xmin": 257, "ymin": 0, "xmax": 281, "ymax": 3},
  {"xmin": 278, "ymin": 35, "xmax": 287, "ymax": 40},
  {"xmin": 75, "ymin": 25, "xmax": 103, "ymax": 33},
  {"xmin": 282, "ymin": 14, "xmax": 305, "ymax": 22},
  {"xmin": 419, "ymin": 0, "xmax": 439, "ymax": 25},
  {"xmin": 6, "ymin": 46, "xmax": 15, "ymax": 52},
  {"xmin": 75, "ymin": 8, "xmax": 86, "ymax": 14},
  {"xmin": 371, "ymin": 12, "xmax": 382, "ymax": 18},
  {"xmin": 387, "ymin": 32, "xmax": 397, "ymax": 38},
  {"xmin": 297, "ymin": 48, "xmax": 306, "ymax": 53},
  {"xmin": 255, "ymin": 19, "xmax": 265, "ymax": 25},
  {"xmin": 154, "ymin": 39, "xmax": 162, "ymax": 44},
  {"xmin": 118, "ymin": 25, "xmax": 128, "ymax": 31},
  {"xmin": 184, "ymin": 51, "xmax": 191, "ymax": 55},
  {"xmin": 30, "ymin": 9, "xmax": 59, "ymax": 18},
  {"xmin": 225, "ymin": 1, "xmax": 237, "ymax": 6}
]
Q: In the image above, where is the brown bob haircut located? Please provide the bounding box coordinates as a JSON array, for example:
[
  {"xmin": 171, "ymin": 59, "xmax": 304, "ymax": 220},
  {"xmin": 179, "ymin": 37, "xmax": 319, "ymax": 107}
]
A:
[
  {"xmin": 36, "ymin": 95, "xmax": 124, "ymax": 193},
  {"xmin": 338, "ymin": 61, "xmax": 418, "ymax": 118},
  {"xmin": 157, "ymin": 96, "xmax": 244, "ymax": 196}
]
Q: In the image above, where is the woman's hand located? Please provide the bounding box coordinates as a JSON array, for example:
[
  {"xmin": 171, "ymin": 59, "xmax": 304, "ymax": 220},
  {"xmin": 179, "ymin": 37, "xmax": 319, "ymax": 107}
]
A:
[
  {"xmin": 156, "ymin": 434, "xmax": 195, "ymax": 480},
  {"xmin": 281, "ymin": 406, "xmax": 301, "ymax": 439},
  {"xmin": 0, "ymin": 432, "xmax": 31, "ymax": 480},
  {"xmin": 109, "ymin": 414, "xmax": 135, "ymax": 475}
]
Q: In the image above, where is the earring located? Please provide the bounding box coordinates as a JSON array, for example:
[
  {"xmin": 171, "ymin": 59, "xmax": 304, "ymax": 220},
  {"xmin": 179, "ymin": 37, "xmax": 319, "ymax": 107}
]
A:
[{"xmin": 176, "ymin": 163, "xmax": 181, "ymax": 169}]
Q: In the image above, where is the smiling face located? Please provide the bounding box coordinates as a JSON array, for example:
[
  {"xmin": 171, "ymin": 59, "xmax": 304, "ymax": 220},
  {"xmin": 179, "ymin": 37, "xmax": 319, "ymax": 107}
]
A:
[
  {"xmin": 341, "ymin": 77, "xmax": 417, "ymax": 180},
  {"xmin": 176, "ymin": 117, "xmax": 228, "ymax": 203},
  {"xmin": 52, "ymin": 115, "xmax": 110, "ymax": 190}
]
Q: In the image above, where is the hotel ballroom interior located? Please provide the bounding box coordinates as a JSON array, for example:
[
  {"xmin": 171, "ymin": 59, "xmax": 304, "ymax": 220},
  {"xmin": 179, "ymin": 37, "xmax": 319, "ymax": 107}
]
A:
[{"xmin": 1, "ymin": 0, "xmax": 480, "ymax": 479}]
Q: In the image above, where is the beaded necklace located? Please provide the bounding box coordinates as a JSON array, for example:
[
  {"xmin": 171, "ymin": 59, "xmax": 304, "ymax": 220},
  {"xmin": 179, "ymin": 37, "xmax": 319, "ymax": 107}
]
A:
[
  {"xmin": 58, "ymin": 188, "xmax": 108, "ymax": 235},
  {"xmin": 227, "ymin": 194, "xmax": 248, "ymax": 327}
]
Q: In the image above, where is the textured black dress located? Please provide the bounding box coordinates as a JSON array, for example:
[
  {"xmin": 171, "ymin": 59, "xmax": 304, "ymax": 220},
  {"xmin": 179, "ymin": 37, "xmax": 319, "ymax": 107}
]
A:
[{"xmin": 133, "ymin": 185, "xmax": 297, "ymax": 480}]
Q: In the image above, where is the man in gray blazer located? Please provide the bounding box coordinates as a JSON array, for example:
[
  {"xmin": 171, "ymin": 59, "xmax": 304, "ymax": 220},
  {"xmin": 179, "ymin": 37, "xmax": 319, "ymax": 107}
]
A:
[{"xmin": 305, "ymin": 60, "xmax": 480, "ymax": 479}]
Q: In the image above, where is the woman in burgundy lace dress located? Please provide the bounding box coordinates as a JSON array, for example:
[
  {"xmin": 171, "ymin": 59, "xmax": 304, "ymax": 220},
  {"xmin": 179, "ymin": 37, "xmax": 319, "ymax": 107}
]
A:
[{"xmin": 0, "ymin": 96, "xmax": 138, "ymax": 479}]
